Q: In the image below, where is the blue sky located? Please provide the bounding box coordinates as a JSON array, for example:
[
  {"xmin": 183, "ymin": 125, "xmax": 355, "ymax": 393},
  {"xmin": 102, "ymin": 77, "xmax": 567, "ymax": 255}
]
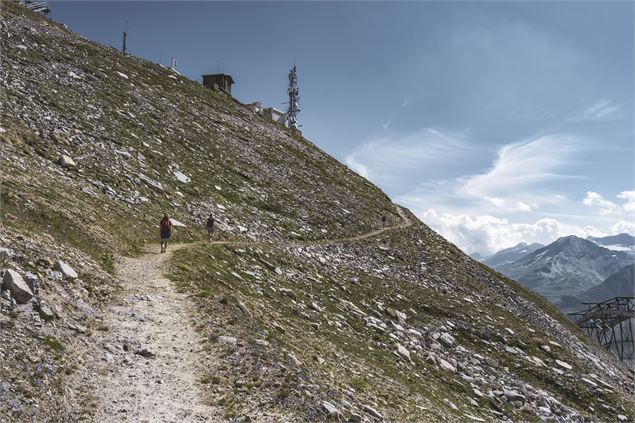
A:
[{"xmin": 50, "ymin": 1, "xmax": 634, "ymax": 255}]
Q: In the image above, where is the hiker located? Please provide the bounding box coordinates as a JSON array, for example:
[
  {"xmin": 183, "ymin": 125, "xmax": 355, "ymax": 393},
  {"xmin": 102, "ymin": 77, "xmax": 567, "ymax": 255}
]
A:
[
  {"xmin": 160, "ymin": 214, "xmax": 172, "ymax": 253},
  {"xmin": 382, "ymin": 215, "xmax": 387, "ymax": 227},
  {"xmin": 206, "ymin": 214, "xmax": 215, "ymax": 241}
]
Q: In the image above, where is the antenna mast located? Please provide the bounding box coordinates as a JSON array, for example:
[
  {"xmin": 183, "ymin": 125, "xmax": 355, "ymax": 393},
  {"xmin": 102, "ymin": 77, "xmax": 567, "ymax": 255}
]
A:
[
  {"xmin": 122, "ymin": 22, "xmax": 128, "ymax": 55},
  {"xmin": 286, "ymin": 65, "xmax": 300, "ymax": 131}
]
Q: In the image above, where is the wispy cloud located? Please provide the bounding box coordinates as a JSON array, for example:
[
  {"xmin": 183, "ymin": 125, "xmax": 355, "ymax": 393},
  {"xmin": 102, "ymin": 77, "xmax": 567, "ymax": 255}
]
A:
[
  {"xmin": 345, "ymin": 128, "xmax": 472, "ymax": 185},
  {"xmin": 345, "ymin": 155, "xmax": 370, "ymax": 178},
  {"xmin": 570, "ymin": 99, "xmax": 624, "ymax": 122},
  {"xmin": 460, "ymin": 135, "xmax": 580, "ymax": 209}
]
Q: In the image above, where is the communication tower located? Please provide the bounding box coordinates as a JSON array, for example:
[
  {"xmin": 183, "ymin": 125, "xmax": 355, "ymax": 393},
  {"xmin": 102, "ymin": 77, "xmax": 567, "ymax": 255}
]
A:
[{"xmin": 286, "ymin": 65, "xmax": 300, "ymax": 131}]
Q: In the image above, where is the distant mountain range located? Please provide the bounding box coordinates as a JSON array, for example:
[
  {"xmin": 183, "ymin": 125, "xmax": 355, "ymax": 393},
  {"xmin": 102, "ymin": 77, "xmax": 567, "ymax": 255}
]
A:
[
  {"xmin": 587, "ymin": 233, "xmax": 635, "ymax": 255},
  {"xmin": 482, "ymin": 242, "xmax": 544, "ymax": 268},
  {"xmin": 478, "ymin": 234, "xmax": 634, "ymax": 311}
]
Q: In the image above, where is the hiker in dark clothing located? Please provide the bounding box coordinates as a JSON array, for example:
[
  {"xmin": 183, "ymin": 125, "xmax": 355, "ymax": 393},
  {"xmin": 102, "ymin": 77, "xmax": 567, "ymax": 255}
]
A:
[
  {"xmin": 160, "ymin": 214, "xmax": 172, "ymax": 253},
  {"xmin": 382, "ymin": 215, "xmax": 387, "ymax": 227},
  {"xmin": 206, "ymin": 214, "xmax": 215, "ymax": 241}
]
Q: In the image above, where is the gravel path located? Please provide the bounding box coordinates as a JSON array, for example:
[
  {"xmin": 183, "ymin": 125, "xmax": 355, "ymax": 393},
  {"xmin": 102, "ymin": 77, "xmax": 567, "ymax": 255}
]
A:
[
  {"xmin": 90, "ymin": 205, "xmax": 410, "ymax": 422},
  {"xmin": 93, "ymin": 243, "xmax": 220, "ymax": 422}
]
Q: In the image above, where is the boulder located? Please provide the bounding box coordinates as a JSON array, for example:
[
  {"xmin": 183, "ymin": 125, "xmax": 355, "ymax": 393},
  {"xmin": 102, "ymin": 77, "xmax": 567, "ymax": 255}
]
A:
[
  {"xmin": 38, "ymin": 304, "xmax": 56, "ymax": 322},
  {"xmin": 59, "ymin": 154, "xmax": 76, "ymax": 168},
  {"xmin": 2, "ymin": 269, "xmax": 33, "ymax": 304},
  {"xmin": 485, "ymin": 357, "xmax": 499, "ymax": 368},
  {"xmin": 56, "ymin": 260, "xmax": 78, "ymax": 279},
  {"xmin": 437, "ymin": 358, "xmax": 456, "ymax": 372},
  {"xmin": 439, "ymin": 332, "xmax": 455, "ymax": 347}
]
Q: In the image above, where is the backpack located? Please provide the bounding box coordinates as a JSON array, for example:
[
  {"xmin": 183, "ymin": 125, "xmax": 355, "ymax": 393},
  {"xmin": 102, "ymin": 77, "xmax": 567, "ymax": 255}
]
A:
[{"xmin": 160, "ymin": 218, "xmax": 171, "ymax": 231}]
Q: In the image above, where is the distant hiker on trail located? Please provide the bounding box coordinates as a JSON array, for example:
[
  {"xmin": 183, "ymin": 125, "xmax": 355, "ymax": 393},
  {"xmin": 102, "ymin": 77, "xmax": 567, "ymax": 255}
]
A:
[
  {"xmin": 206, "ymin": 214, "xmax": 215, "ymax": 241},
  {"xmin": 382, "ymin": 215, "xmax": 387, "ymax": 227},
  {"xmin": 160, "ymin": 214, "xmax": 172, "ymax": 253}
]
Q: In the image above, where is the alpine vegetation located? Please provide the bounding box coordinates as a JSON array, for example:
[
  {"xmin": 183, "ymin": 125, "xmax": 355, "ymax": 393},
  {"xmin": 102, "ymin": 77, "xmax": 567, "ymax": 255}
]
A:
[{"xmin": 0, "ymin": 3, "xmax": 633, "ymax": 422}]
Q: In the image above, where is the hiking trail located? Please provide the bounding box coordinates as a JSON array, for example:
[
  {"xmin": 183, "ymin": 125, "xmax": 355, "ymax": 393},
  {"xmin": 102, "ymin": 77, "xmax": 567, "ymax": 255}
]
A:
[
  {"xmin": 90, "ymin": 205, "xmax": 411, "ymax": 421},
  {"xmin": 91, "ymin": 244, "xmax": 220, "ymax": 422}
]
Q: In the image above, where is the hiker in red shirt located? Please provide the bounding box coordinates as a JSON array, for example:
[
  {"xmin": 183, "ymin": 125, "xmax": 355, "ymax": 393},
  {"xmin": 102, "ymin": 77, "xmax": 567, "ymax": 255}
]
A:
[{"xmin": 159, "ymin": 214, "xmax": 172, "ymax": 253}]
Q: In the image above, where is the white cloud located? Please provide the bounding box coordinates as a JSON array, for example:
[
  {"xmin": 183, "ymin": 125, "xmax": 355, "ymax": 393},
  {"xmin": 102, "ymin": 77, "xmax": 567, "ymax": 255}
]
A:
[
  {"xmin": 483, "ymin": 196, "xmax": 537, "ymax": 212},
  {"xmin": 345, "ymin": 155, "xmax": 369, "ymax": 178},
  {"xmin": 617, "ymin": 190, "xmax": 635, "ymax": 211},
  {"xmin": 420, "ymin": 209, "xmax": 605, "ymax": 255},
  {"xmin": 577, "ymin": 99, "xmax": 623, "ymax": 121},
  {"xmin": 611, "ymin": 220, "xmax": 635, "ymax": 236},
  {"xmin": 463, "ymin": 135, "xmax": 576, "ymax": 196},
  {"xmin": 582, "ymin": 189, "xmax": 635, "ymax": 215},
  {"xmin": 344, "ymin": 128, "xmax": 471, "ymax": 185},
  {"xmin": 583, "ymin": 191, "xmax": 618, "ymax": 215},
  {"xmin": 460, "ymin": 135, "xmax": 579, "ymax": 210}
]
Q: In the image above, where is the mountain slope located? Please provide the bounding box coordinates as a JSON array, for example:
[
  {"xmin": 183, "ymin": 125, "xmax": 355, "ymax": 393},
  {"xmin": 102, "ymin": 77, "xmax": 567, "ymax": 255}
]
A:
[
  {"xmin": 581, "ymin": 263, "xmax": 635, "ymax": 301},
  {"xmin": 558, "ymin": 264, "xmax": 635, "ymax": 313},
  {"xmin": 498, "ymin": 236, "xmax": 634, "ymax": 304},
  {"xmin": 482, "ymin": 242, "xmax": 544, "ymax": 269},
  {"xmin": 1, "ymin": 4, "xmax": 634, "ymax": 422}
]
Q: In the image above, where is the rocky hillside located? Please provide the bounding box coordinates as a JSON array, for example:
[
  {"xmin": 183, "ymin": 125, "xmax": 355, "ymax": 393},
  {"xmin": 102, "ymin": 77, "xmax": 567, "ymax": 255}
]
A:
[
  {"xmin": 497, "ymin": 236, "xmax": 634, "ymax": 304},
  {"xmin": 1, "ymin": 3, "xmax": 634, "ymax": 422}
]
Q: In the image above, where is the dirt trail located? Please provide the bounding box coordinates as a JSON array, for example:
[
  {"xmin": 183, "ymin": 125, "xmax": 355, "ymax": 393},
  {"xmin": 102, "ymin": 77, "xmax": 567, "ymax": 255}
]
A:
[
  {"xmin": 92, "ymin": 244, "xmax": 220, "ymax": 423},
  {"xmin": 90, "ymin": 205, "xmax": 411, "ymax": 421}
]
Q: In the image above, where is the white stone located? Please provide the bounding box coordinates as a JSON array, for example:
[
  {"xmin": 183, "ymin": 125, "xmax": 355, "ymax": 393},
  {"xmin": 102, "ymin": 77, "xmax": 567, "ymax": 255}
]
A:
[
  {"xmin": 57, "ymin": 260, "xmax": 78, "ymax": 279},
  {"xmin": 395, "ymin": 343, "xmax": 410, "ymax": 361},
  {"xmin": 59, "ymin": 154, "xmax": 76, "ymax": 168},
  {"xmin": 170, "ymin": 218, "xmax": 186, "ymax": 228},
  {"xmin": 116, "ymin": 71, "xmax": 129, "ymax": 80},
  {"xmin": 173, "ymin": 170, "xmax": 190, "ymax": 183},
  {"xmin": 218, "ymin": 336, "xmax": 237, "ymax": 345},
  {"xmin": 437, "ymin": 358, "xmax": 456, "ymax": 372},
  {"xmin": 320, "ymin": 401, "xmax": 341, "ymax": 418},
  {"xmin": 555, "ymin": 359, "xmax": 572, "ymax": 370}
]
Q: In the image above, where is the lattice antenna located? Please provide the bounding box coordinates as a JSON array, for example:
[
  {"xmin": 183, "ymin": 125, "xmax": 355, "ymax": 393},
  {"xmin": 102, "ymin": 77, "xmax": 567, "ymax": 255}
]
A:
[
  {"xmin": 170, "ymin": 57, "xmax": 177, "ymax": 71},
  {"xmin": 21, "ymin": 0, "xmax": 50, "ymax": 15},
  {"xmin": 122, "ymin": 21, "xmax": 128, "ymax": 55},
  {"xmin": 286, "ymin": 65, "xmax": 300, "ymax": 131}
]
